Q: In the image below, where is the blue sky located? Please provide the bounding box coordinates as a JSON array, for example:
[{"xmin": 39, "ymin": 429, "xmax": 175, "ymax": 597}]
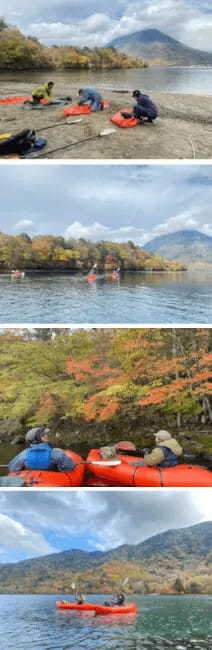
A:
[
  {"xmin": 0, "ymin": 165, "xmax": 212, "ymax": 246},
  {"xmin": 1, "ymin": 0, "xmax": 212, "ymax": 50},
  {"xmin": 0, "ymin": 489, "xmax": 211, "ymax": 564}
]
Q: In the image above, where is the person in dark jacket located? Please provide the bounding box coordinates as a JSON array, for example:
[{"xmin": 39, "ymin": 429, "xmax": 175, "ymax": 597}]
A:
[
  {"xmin": 105, "ymin": 593, "xmax": 125, "ymax": 607},
  {"xmin": 132, "ymin": 89, "xmax": 159, "ymax": 122},
  {"xmin": 78, "ymin": 88, "xmax": 103, "ymax": 112},
  {"xmin": 9, "ymin": 426, "xmax": 77, "ymax": 473}
]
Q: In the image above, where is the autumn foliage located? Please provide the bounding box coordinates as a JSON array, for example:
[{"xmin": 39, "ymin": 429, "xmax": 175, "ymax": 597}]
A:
[{"xmin": 0, "ymin": 328, "xmax": 212, "ymax": 451}]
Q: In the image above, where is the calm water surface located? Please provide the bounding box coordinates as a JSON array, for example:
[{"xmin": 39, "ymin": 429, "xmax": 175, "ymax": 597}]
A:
[
  {"xmin": 0, "ymin": 594, "xmax": 211, "ymax": 650},
  {"xmin": 0, "ymin": 271, "xmax": 212, "ymax": 324},
  {"xmin": 1, "ymin": 66, "xmax": 212, "ymax": 94}
]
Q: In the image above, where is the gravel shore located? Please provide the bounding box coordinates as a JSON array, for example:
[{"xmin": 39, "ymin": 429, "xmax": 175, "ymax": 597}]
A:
[{"xmin": 1, "ymin": 84, "xmax": 212, "ymax": 159}]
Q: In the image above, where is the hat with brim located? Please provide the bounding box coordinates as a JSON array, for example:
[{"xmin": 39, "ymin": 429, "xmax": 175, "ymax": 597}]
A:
[{"xmin": 154, "ymin": 430, "xmax": 171, "ymax": 442}]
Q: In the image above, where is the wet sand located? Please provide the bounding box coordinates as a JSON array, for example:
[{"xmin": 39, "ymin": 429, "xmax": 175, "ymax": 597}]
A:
[{"xmin": 1, "ymin": 83, "xmax": 212, "ymax": 159}]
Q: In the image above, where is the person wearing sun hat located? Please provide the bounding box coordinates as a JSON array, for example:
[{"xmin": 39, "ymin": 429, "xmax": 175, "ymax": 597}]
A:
[{"xmin": 129, "ymin": 430, "xmax": 183, "ymax": 468}]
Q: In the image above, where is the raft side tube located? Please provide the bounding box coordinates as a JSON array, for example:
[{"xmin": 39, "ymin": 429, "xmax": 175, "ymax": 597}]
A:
[{"xmin": 9, "ymin": 450, "xmax": 84, "ymax": 487}]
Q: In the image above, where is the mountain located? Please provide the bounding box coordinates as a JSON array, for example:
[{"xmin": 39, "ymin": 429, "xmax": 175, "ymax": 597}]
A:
[
  {"xmin": 144, "ymin": 230, "xmax": 212, "ymax": 266},
  {"xmin": 108, "ymin": 28, "xmax": 212, "ymax": 65},
  {"xmin": 0, "ymin": 522, "xmax": 211, "ymax": 594}
]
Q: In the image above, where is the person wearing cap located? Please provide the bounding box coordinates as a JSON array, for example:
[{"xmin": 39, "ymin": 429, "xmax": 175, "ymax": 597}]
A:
[
  {"xmin": 32, "ymin": 81, "xmax": 54, "ymax": 104},
  {"xmin": 78, "ymin": 88, "xmax": 103, "ymax": 112},
  {"xmin": 129, "ymin": 430, "xmax": 183, "ymax": 468},
  {"xmin": 8, "ymin": 426, "xmax": 77, "ymax": 473},
  {"xmin": 132, "ymin": 89, "xmax": 159, "ymax": 122}
]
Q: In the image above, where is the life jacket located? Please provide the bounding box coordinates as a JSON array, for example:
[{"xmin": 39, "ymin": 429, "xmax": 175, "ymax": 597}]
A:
[
  {"xmin": 157, "ymin": 445, "xmax": 179, "ymax": 468},
  {"xmin": 25, "ymin": 443, "xmax": 53, "ymax": 470}
]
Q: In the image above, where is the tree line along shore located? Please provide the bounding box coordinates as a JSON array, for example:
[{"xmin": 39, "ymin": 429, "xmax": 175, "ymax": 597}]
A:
[
  {"xmin": 0, "ymin": 233, "xmax": 186, "ymax": 272},
  {"xmin": 0, "ymin": 328, "xmax": 211, "ymax": 456},
  {"xmin": 0, "ymin": 21, "xmax": 147, "ymax": 70}
]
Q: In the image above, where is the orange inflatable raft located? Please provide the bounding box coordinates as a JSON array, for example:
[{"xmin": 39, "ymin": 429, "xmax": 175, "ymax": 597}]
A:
[
  {"xmin": 64, "ymin": 100, "xmax": 110, "ymax": 117},
  {"xmin": 0, "ymin": 96, "xmax": 49, "ymax": 105},
  {"xmin": 9, "ymin": 450, "xmax": 84, "ymax": 487},
  {"xmin": 86, "ymin": 449, "xmax": 212, "ymax": 487},
  {"xmin": 56, "ymin": 601, "xmax": 137, "ymax": 615},
  {"xmin": 111, "ymin": 110, "xmax": 138, "ymax": 128}
]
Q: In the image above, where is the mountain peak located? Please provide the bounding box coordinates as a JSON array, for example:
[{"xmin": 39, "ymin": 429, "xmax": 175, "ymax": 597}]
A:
[
  {"xmin": 144, "ymin": 229, "xmax": 212, "ymax": 265},
  {"xmin": 108, "ymin": 29, "xmax": 212, "ymax": 65}
]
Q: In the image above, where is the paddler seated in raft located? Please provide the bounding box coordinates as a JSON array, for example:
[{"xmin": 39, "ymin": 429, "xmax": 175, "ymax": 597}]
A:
[
  {"xmin": 105, "ymin": 593, "xmax": 125, "ymax": 607},
  {"xmin": 122, "ymin": 89, "xmax": 159, "ymax": 123},
  {"xmin": 128, "ymin": 430, "xmax": 183, "ymax": 468},
  {"xmin": 89, "ymin": 263, "xmax": 98, "ymax": 275},
  {"xmin": 78, "ymin": 88, "xmax": 103, "ymax": 112},
  {"xmin": 75, "ymin": 592, "xmax": 86, "ymax": 604},
  {"xmin": 8, "ymin": 426, "xmax": 77, "ymax": 473},
  {"xmin": 32, "ymin": 81, "xmax": 54, "ymax": 104}
]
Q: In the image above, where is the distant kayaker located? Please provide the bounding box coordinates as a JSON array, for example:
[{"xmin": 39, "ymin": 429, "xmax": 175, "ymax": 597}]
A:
[
  {"xmin": 76, "ymin": 592, "xmax": 85, "ymax": 604},
  {"xmin": 132, "ymin": 89, "xmax": 159, "ymax": 122},
  {"xmin": 78, "ymin": 88, "xmax": 103, "ymax": 112},
  {"xmin": 105, "ymin": 593, "xmax": 125, "ymax": 607},
  {"xmin": 32, "ymin": 81, "xmax": 54, "ymax": 104},
  {"xmin": 129, "ymin": 430, "xmax": 183, "ymax": 468},
  {"xmin": 9, "ymin": 426, "xmax": 77, "ymax": 473},
  {"xmin": 89, "ymin": 263, "xmax": 98, "ymax": 274}
]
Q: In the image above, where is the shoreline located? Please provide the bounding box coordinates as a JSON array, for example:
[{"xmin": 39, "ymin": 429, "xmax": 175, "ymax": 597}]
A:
[{"xmin": 1, "ymin": 86, "xmax": 212, "ymax": 158}]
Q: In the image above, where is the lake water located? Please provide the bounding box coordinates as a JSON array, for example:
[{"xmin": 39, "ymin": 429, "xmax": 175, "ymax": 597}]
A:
[
  {"xmin": 0, "ymin": 594, "xmax": 211, "ymax": 649},
  {"xmin": 1, "ymin": 66, "xmax": 212, "ymax": 95},
  {"xmin": 0, "ymin": 271, "xmax": 212, "ymax": 324}
]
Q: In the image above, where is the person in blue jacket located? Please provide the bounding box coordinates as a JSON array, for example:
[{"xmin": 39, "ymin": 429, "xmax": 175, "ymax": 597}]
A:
[
  {"xmin": 78, "ymin": 88, "xmax": 103, "ymax": 112},
  {"xmin": 132, "ymin": 89, "xmax": 159, "ymax": 122},
  {"xmin": 8, "ymin": 426, "xmax": 77, "ymax": 473}
]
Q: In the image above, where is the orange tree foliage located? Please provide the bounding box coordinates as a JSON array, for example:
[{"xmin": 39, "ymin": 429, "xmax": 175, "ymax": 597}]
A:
[
  {"xmin": 0, "ymin": 328, "xmax": 212, "ymax": 430},
  {"xmin": 65, "ymin": 328, "xmax": 212, "ymax": 423}
]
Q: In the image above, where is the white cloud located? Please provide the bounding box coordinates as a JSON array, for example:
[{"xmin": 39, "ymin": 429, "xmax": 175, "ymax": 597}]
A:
[
  {"xmin": 0, "ymin": 514, "xmax": 55, "ymax": 556},
  {"xmin": 64, "ymin": 220, "xmax": 146, "ymax": 243},
  {"xmin": 13, "ymin": 219, "xmax": 35, "ymax": 233}
]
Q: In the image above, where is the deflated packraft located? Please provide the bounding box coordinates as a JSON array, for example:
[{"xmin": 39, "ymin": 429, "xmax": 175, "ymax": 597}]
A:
[
  {"xmin": 0, "ymin": 130, "xmax": 46, "ymax": 156},
  {"xmin": 9, "ymin": 450, "xmax": 84, "ymax": 487},
  {"xmin": 86, "ymin": 448, "xmax": 212, "ymax": 487},
  {"xmin": 64, "ymin": 100, "xmax": 110, "ymax": 117},
  {"xmin": 0, "ymin": 96, "xmax": 31, "ymax": 105},
  {"xmin": 111, "ymin": 110, "xmax": 138, "ymax": 128},
  {"xmin": 56, "ymin": 601, "xmax": 137, "ymax": 615}
]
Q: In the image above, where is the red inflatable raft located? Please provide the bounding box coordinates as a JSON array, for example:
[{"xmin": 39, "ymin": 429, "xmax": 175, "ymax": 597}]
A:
[
  {"xmin": 86, "ymin": 449, "xmax": 212, "ymax": 487},
  {"xmin": 111, "ymin": 110, "xmax": 138, "ymax": 128},
  {"xmin": 56, "ymin": 601, "xmax": 137, "ymax": 615},
  {"xmin": 64, "ymin": 100, "xmax": 110, "ymax": 117},
  {"xmin": 9, "ymin": 450, "xmax": 84, "ymax": 487}
]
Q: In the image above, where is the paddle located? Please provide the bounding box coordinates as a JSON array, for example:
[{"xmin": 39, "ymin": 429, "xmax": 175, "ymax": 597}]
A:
[
  {"xmin": 37, "ymin": 119, "xmax": 83, "ymax": 133},
  {"xmin": 29, "ymin": 127, "xmax": 117, "ymax": 158},
  {"xmin": 0, "ymin": 459, "xmax": 121, "ymax": 469}
]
